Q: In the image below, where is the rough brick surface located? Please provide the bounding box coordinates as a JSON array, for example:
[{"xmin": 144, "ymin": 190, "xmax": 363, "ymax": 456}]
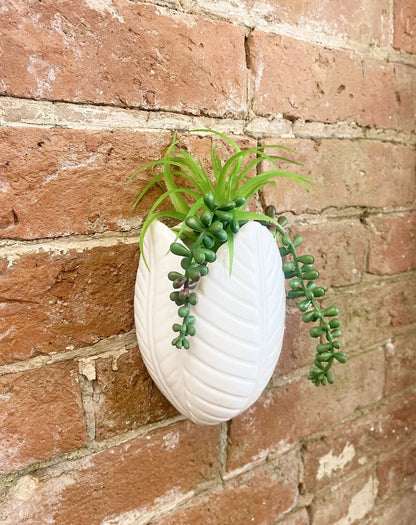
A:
[
  {"xmin": 275, "ymin": 308, "xmax": 316, "ymax": 376},
  {"xmin": 366, "ymin": 213, "xmax": 416, "ymax": 275},
  {"xmin": 262, "ymin": 139, "xmax": 416, "ymax": 214},
  {"xmin": 310, "ymin": 470, "xmax": 378, "ymax": 525},
  {"xmin": 327, "ymin": 275, "xmax": 416, "ymax": 352},
  {"xmin": 394, "ymin": 0, "xmax": 416, "ymax": 53},
  {"xmin": 0, "ymin": 422, "xmax": 220, "ymax": 525},
  {"xmin": 0, "ymin": 362, "xmax": 86, "ymax": 474},
  {"xmin": 249, "ymin": 32, "xmax": 416, "ymax": 131},
  {"xmin": 227, "ymin": 349, "xmax": 384, "ymax": 470},
  {"xmin": 151, "ymin": 450, "xmax": 299, "ymax": 525},
  {"xmin": 385, "ymin": 334, "xmax": 416, "ymax": 396},
  {"xmin": 288, "ymin": 219, "xmax": 367, "ymax": 288},
  {"xmin": 302, "ymin": 392, "xmax": 416, "ymax": 492},
  {"xmin": 0, "ymin": 128, "xmax": 171, "ymax": 239},
  {"xmin": 0, "ymin": 1, "xmax": 247, "ymax": 117},
  {"xmin": 238, "ymin": 0, "xmax": 390, "ymax": 44},
  {"xmin": 377, "ymin": 439, "xmax": 416, "ymax": 499},
  {"xmin": 364, "ymin": 489, "xmax": 416, "ymax": 525},
  {"xmin": 94, "ymin": 345, "xmax": 177, "ymax": 439},
  {"xmin": 0, "ymin": 244, "xmax": 139, "ymax": 364}
]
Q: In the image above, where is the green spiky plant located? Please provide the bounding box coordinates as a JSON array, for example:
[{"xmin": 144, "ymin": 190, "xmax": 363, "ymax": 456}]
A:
[{"xmin": 128, "ymin": 130, "xmax": 346, "ymax": 386}]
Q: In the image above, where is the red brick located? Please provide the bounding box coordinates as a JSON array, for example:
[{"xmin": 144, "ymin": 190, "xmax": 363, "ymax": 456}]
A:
[
  {"xmin": 94, "ymin": 345, "xmax": 177, "ymax": 440},
  {"xmin": 394, "ymin": 0, "xmax": 416, "ymax": 54},
  {"xmin": 366, "ymin": 213, "xmax": 416, "ymax": 275},
  {"xmin": 0, "ymin": 362, "xmax": 86, "ymax": 474},
  {"xmin": 227, "ymin": 349, "xmax": 384, "ymax": 471},
  {"xmin": 275, "ymin": 308, "xmax": 316, "ymax": 377},
  {"xmin": 0, "ymin": 129, "xmax": 255, "ymax": 239},
  {"xmin": 377, "ymin": 439, "xmax": 416, "ymax": 499},
  {"xmin": 261, "ymin": 139, "xmax": 416, "ymax": 214},
  {"xmin": 327, "ymin": 275, "xmax": 416, "ymax": 352},
  {"xmin": 0, "ymin": 422, "xmax": 220, "ymax": 525},
  {"xmin": 385, "ymin": 334, "xmax": 416, "ymax": 396},
  {"xmin": 363, "ymin": 489, "xmax": 416, "ymax": 525},
  {"xmin": 0, "ymin": 1, "xmax": 247, "ymax": 116},
  {"xmin": 288, "ymin": 219, "xmax": 367, "ymax": 288},
  {"xmin": 310, "ymin": 470, "xmax": 378, "ymax": 525},
  {"xmin": 0, "ymin": 128, "xmax": 171, "ymax": 239},
  {"xmin": 240, "ymin": 0, "xmax": 390, "ymax": 45},
  {"xmin": 249, "ymin": 33, "xmax": 416, "ymax": 131},
  {"xmin": 151, "ymin": 450, "xmax": 299, "ymax": 525},
  {"xmin": 302, "ymin": 392, "xmax": 416, "ymax": 492},
  {"xmin": 0, "ymin": 243, "xmax": 139, "ymax": 364}
]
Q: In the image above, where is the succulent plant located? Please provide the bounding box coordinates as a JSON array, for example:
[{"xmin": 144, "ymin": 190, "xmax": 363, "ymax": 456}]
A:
[{"xmin": 129, "ymin": 130, "xmax": 346, "ymax": 385}]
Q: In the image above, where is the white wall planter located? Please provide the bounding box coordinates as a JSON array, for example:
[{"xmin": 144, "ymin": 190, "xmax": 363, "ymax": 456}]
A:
[{"xmin": 134, "ymin": 220, "xmax": 286, "ymax": 425}]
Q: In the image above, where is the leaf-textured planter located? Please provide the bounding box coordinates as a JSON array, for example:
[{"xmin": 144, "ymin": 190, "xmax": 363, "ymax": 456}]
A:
[{"xmin": 135, "ymin": 220, "xmax": 286, "ymax": 425}]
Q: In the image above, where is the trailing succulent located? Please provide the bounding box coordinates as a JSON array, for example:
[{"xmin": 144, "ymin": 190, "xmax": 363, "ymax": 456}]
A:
[{"xmin": 129, "ymin": 130, "xmax": 346, "ymax": 386}]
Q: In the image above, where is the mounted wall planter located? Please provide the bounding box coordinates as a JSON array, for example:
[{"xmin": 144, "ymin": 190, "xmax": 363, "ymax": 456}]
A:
[
  {"xmin": 135, "ymin": 220, "xmax": 286, "ymax": 425},
  {"xmin": 130, "ymin": 130, "xmax": 346, "ymax": 425}
]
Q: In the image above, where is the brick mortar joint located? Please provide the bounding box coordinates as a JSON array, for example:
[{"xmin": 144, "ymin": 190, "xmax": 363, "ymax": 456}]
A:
[
  {"xmin": 0, "ymin": 413, "xmax": 186, "ymax": 489},
  {"xmin": 0, "ymin": 331, "xmax": 138, "ymax": 377},
  {"xmin": 1, "ymin": 97, "xmax": 415, "ymax": 146}
]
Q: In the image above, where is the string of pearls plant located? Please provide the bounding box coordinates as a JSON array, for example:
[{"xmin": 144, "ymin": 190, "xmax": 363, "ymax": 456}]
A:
[{"xmin": 129, "ymin": 130, "xmax": 346, "ymax": 386}]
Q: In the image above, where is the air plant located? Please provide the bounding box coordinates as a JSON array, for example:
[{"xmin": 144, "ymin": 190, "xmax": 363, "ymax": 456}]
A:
[{"xmin": 128, "ymin": 130, "xmax": 346, "ymax": 385}]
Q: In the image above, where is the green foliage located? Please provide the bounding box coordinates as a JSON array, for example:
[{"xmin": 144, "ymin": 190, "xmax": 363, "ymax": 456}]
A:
[{"xmin": 129, "ymin": 130, "xmax": 346, "ymax": 385}]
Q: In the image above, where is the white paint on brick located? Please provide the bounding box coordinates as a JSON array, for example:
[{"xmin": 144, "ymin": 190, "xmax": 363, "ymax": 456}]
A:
[
  {"xmin": 317, "ymin": 443, "xmax": 356, "ymax": 480},
  {"xmin": 84, "ymin": 0, "xmax": 125, "ymax": 23},
  {"xmin": 333, "ymin": 476, "xmax": 378, "ymax": 525}
]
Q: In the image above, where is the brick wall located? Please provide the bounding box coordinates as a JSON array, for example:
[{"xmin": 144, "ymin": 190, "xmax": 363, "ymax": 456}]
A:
[{"xmin": 0, "ymin": 1, "xmax": 415, "ymax": 524}]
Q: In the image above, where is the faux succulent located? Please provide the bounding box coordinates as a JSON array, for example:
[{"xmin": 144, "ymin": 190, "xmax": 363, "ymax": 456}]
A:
[{"xmin": 129, "ymin": 130, "xmax": 346, "ymax": 385}]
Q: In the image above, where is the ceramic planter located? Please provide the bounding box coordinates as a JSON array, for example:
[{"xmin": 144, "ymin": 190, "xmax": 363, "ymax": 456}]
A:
[{"xmin": 134, "ymin": 220, "xmax": 286, "ymax": 425}]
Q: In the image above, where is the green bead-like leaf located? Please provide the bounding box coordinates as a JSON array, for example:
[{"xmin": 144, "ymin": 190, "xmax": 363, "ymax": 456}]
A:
[
  {"xmin": 303, "ymin": 270, "xmax": 319, "ymax": 280},
  {"xmin": 289, "ymin": 278, "xmax": 302, "ymax": 289},
  {"xmin": 298, "ymin": 299, "xmax": 311, "ymax": 312},
  {"xmin": 185, "ymin": 216, "xmax": 205, "ymax": 232},
  {"xmin": 302, "ymin": 310, "xmax": 317, "ymax": 322},
  {"xmin": 230, "ymin": 219, "xmax": 240, "ymax": 233},
  {"xmin": 316, "ymin": 343, "xmax": 332, "ymax": 353},
  {"xmin": 168, "ymin": 271, "xmax": 184, "ymax": 281},
  {"xmin": 298, "ymin": 254, "xmax": 314, "ymax": 265},
  {"xmin": 199, "ymin": 265, "xmax": 209, "ymax": 276},
  {"xmin": 170, "ymin": 243, "xmax": 191, "ymax": 257},
  {"xmin": 310, "ymin": 326, "xmax": 325, "ymax": 338},
  {"xmin": 323, "ymin": 306, "xmax": 340, "ymax": 317},
  {"xmin": 178, "ymin": 304, "xmax": 190, "ymax": 317},
  {"xmin": 283, "ymin": 261, "xmax": 295, "ymax": 273},
  {"xmin": 334, "ymin": 352, "xmax": 347, "ymax": 363},
  {"xmin": 293, "ymin": 235, "xmax": 303, "ymax": 247},
  {"xmin": 216, "ymin": 210, "xmax": 234, "ymax": 222},
  {"xmin": 287, "ymin": 289, "xmax": 305, "ymax": 299},
  {"xmin": 214, "ymin": 229, "xmax": 227, "ymax": 242},
  {"xmin": 203, "ymin": 235, "xmax": 215, "ymax": 249},
  {"xmin": 329, "ymin": 318, "xmax": 341, "ymax": 329},
  {"xmin": 200, "ymin": 210, "xmax": 213, "ymax": 227},
  {"xmin": 188, "ymin": 293, "xmax": 198, "ymax": 305},
  {"xmin": 187, "ymin": 325, "xmax": 196, "ymax": 336},
  {"xmin": 235, "ymin": 197, "xmax": 246, "ymax": 207},
  {"xmin": 217, "ymin": 200, "xmax": 236, "ymax": 211},
  {"xmin": 193, "ymin": 248, "xmax": 206, "ymax": 264},
  {"xmin": 312, "ymin": 287, "xmax": 325, "ymax": 297},
  {"xmin": 202, "ymin": 249, "xmax": 216, "ymax": 263},
  {"xmin": 203, "ymin": 192, "xmax": 215, "ymax": 210}
]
